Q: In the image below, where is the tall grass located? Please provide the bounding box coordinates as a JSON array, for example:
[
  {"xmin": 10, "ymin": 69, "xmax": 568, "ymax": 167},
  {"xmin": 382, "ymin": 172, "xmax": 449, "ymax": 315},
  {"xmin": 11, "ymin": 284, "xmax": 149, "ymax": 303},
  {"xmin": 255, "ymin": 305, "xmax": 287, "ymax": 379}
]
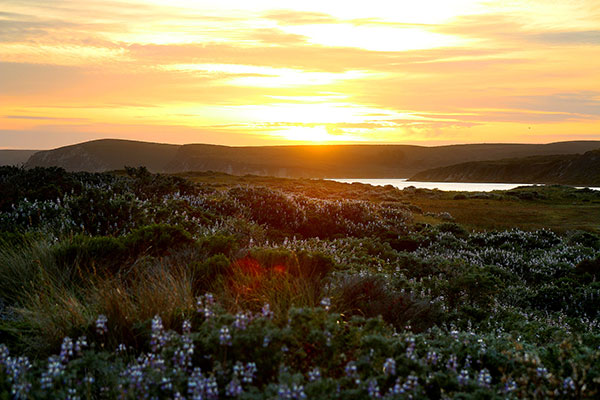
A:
[
  {"xmin": 0, "ymin": 239, "xmax": 68, "ymax": 306},
  {"xmin": 218, "ymin": 261, "xmax": 324, "ymax": 321},
  {"xmin": 14, "ymin": 259, "xmax": 196, "ymax": 354}
]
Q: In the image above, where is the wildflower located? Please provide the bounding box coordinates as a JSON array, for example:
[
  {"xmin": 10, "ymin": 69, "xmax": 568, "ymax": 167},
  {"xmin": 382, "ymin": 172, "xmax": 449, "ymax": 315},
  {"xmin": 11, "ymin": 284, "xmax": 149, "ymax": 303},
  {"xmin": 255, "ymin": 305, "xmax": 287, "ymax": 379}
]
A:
[
  {"xmin": 388, "ymin": 377, "xmax": 404, "ymax": 396},
  {"xmin": 367, "ymin": 379, "xmax": 381, "ymax": 398},
  {"xmin": 458, "ymin": 369, "xmax": 470, "ymax": 386},
  {"xmin": 233, "ymin": 311, "xmax": 250, "ymax": 330},
  {"xmin": 226, "ymin": 378, "xmax": 243, "ymax": 397},
  {"xmin": 74, "ymin": 336, "xmax": 88, "ymax": 355},
  {"xmin": 477, "ymin": 369, "xmax": 492, "ymax": 388},
  {"xmin": 426, "ymin": 351, "xmax": 438, "ymax": 365},
  {"xmin": 446, "ymin": 354, "xmax": 458, "ymax": 372},
  {"xmin": 219, "ymin": 326, "xmax": 232, "ymax": 346},
  {"xmin": 40, "ymin": 356, "xmax": 65, "ymax": 390},
  {"xmin": 382, "ymin": 358, "xmax": 396, "ymax": 376},
  {"xmin": 182, "ymin": 319, "xmax": 192, "ymax": 334},
  {"xmin": 405, "ymin": 336, "xmax": 416, "ymax": 360},
  {"xmin": 263, "ymin": 335, "xmax": 271, "ymax": 347},
  {"xmin": 277, "ymin": 384, "xmax": 306, "ymax": 400},
  {"xmin": 308, "ymin": 367, "xmax": 321, "ymax": 382},
  {"xmin": 197, "ymin": 293, "xmax": 216, "ymax": 319},
  {"xmin": 563, "ymin": 376, "xmax": 576, "ymax": 391},
  {"xmin": 324, "ymin": 330, "xmax": 332, "ymax": 346},
  {"xmin": 150, "ymin": 315, "xmax": 167, "ymax": 352},
  {"xmin": 345, "ymin": 361, "xmax": 360, "ymax": 384},
  {"xmin": 188, "ymin": 368, "xmax": 219, "ymax": 400},
  {"xmin": 59, "ymin": 337, "xmax": 74, "ymax": 362},
  {"xmin": 95, "ymin": 314, "xmax": 108, "ymax": 335},
  {"xmin": 243, "ymin": 362, "xmax": 257, "ymax": 384},
  {"xmin": 320, "ymin": 297, "xmax": 331, "ymax": 311},
  {"xmin": 504, "ymin": 379, "xmax": 517, "ymax": 393},
  {"xmin": 261, "ymin": 303, "xmax": 274, "ymax": 319}
]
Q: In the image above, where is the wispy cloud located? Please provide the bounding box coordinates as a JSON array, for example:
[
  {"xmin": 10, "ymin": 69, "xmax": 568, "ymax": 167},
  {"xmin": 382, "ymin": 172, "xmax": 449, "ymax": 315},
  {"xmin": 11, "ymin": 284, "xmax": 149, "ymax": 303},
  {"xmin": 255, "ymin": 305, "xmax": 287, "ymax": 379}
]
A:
[{"xmin": 1, "ymin": 0, "xmax": 599, "ymax": 148}]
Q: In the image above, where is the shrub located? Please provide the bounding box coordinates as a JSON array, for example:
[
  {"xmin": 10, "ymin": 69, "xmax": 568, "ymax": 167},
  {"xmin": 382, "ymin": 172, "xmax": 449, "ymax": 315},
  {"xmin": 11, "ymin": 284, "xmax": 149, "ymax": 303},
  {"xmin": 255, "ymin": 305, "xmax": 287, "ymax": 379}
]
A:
[
  {"xmin": 191, "ymin": 254, "xmax": 230, "ymax": 292},
  {"xmin": 124, "ymin": 224, "xmax": 195, "ymax": 256},
  {"xmin": 52, "ymin": 225, "xmax": 195, "ymax": 275},
  {"xmin": 198, "ymin": 234, "xmax": 239, "ymax": 258},
  {"xmin": 53, "ymin": 235, "xmax": 128, "ymax": 275},
  {"xmin": 437, "ymin": 222, "xmax": 468, "ymax": 238},
  {"xmin": 575, "ymin": 257, "xmax": 600, "ymax": 280},
  {"xmin": 331, "ymin": 274, "xmax": 440, "ymax": 332}
]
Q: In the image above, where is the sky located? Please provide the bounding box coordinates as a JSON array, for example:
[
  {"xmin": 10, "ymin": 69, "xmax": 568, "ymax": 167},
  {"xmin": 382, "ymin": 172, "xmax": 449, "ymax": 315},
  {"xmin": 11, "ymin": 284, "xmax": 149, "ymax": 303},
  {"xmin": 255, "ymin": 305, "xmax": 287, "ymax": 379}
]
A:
[{"xmin": 1, "ymin": 0, "xmax": 600, "ymax": 149}]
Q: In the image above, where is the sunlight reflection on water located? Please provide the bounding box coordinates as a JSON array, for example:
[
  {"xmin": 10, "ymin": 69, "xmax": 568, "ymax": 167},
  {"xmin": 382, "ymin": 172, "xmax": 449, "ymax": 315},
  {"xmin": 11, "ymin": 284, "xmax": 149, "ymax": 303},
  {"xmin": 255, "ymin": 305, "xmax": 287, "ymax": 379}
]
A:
[{"xmin": 329, "ymin": 179, "xmax": 600, "ymax": 192}]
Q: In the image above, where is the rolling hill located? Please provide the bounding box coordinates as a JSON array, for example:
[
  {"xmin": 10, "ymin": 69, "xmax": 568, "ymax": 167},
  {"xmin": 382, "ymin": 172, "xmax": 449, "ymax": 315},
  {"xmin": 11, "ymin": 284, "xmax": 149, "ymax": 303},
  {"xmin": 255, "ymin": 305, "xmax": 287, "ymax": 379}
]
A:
[
  {"xmin": 25, "ymin": 140, "xmax": 179, "ymax": 172},
  {"xmin": 24, "ymin": 139, "xmax": 600, "ymax": 179},
  {"xmin": 410, "ymin": 149, "xmax": 600, "ymax": 186},
  {"xmin": 0, "ymin": 150, "xmax": 38, "ymax": 166}
]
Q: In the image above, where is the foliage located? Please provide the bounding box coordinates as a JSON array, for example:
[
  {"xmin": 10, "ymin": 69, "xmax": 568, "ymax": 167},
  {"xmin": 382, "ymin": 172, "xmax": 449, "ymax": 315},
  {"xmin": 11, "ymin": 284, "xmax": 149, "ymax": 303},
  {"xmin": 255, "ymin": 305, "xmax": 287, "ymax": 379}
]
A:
[{"xmin": 0, "ymin": 167, "xmax": 599, "ymax": 398}]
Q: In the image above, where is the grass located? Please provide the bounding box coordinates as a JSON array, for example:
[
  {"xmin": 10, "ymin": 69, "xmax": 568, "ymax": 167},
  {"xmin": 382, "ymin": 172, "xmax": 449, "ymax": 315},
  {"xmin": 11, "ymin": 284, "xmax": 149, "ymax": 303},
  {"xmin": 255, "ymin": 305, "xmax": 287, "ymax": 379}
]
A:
[{"xmin": 410, "ymin": 197, "xmax": 600, "ymax": 232}]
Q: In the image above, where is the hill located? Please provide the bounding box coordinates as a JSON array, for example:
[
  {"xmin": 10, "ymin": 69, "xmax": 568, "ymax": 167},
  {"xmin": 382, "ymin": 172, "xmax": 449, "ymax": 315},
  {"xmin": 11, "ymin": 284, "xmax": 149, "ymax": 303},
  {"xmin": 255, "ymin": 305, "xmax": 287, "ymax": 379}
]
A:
[
  {"xmin": 410, "ymin": 149, "xmax": 600, "ymax": 186},
  {"xmin": 0, "ymin": 150, "xmax": 37, "ymax": 166},
  {"xmin": 24, "ymin": 139, "xmax": 600, "ymax": 178},
  {"xmin": 25, "ymin": 139, "xmax": 179, "ymax": 172}
]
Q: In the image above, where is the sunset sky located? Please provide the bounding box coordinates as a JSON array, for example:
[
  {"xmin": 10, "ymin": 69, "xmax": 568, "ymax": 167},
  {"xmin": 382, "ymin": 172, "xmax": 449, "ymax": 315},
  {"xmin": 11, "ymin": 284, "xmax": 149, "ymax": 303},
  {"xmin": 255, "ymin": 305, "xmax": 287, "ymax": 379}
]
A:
[{"xmin": 1, "ymin": 0, "xmax": 599, "ymax": 149}]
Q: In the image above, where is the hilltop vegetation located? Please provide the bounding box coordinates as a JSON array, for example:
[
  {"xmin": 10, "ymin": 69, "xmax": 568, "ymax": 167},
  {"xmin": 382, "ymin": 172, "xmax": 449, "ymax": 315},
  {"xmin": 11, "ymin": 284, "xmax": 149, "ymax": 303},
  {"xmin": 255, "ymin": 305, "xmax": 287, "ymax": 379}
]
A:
[
  {"xmin": 411, "ymin": 149, "xmax": 600, "ymax": 186},
  {"xmin": 0, "ymin": 166, "xmax": 599, "ymax": 398}
]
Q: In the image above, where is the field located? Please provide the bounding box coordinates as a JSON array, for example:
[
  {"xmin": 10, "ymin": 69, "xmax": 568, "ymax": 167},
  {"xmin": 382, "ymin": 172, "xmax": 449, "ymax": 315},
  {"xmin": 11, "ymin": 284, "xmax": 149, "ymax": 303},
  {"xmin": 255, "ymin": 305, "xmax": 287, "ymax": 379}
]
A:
[
  {"xmin": 182, "ymin": 172, "xmax": 600, "ymax": 233},
  {"xmin": 1, "ymin": 166, "xmax": 599, "ymax": 399}
]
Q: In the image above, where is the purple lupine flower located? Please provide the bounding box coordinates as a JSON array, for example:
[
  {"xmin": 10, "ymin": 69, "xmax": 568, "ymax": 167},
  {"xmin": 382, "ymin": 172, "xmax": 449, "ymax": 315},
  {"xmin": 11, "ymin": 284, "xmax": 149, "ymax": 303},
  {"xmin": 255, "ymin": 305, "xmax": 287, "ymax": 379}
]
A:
[
  {"xmin": 59, "ymin": 337, "xmax": 74, "ymax": 362},
  {"xmin": 226, "ymin": 378, "xmax": 243, "ymax": 397},
  {"xmin": 74, "ymin": 336, "xmax": 88, "ymax": 356},
  {"xmin": 233, "ymin": 312, "xmax": 250, "ymax": 330},
  {"xmin": 219, "ymin": 326, "xmax": 232, "ymax": 346},
  {"xmin": 95, "ymin": 314, "xmax": 108, "ymax": 335},
  {"xmin": 458, "ymin": 369, "xmax": 470, "ymax": 386},
  {"xmin": 367, "ymin": 379, "xmax": 381, "ymax": 398},
  {"xmin": 308, "ymin": 367, "xmax": 321, "ymax": 382},
  {"xmin": 383, "ymin": 358, "xmax": 396, "ymax": 376},
  {"xmin": 150, "ymin": 315, "xmax": 167, "ymax": 353},
  {"xmin": 261, "ymin": 303, "xmax": 274, "ymax": 319},
  {"xmin": 477, "ymin": 369, "xmax": 492, "ymax": 388},
  {"xmin": 243, "ymin": 362, "xmax": 257, "ymax": 384},
  {"xmin": 182, "ymin": 319, "xmax": 192, "ymax": 334},
  {"xmin": 320, "ymin": 297, "xmax": 331, "ymax": 311}
]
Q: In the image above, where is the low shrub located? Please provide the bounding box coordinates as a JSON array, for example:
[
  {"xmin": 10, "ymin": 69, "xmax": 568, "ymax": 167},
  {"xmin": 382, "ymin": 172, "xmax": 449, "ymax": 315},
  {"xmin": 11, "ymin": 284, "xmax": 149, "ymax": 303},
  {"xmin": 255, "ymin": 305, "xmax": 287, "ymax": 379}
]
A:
[
  {"xmin": 124, "ymin": 224, "xmax": 195, "ymax": 256},
  {"xmin": 190, "ymin": 254, "xmax": 230, "ymax": 292},
  {"xmin": 331, "ymin": 274, "xmax": 440, "ymax": 332}
]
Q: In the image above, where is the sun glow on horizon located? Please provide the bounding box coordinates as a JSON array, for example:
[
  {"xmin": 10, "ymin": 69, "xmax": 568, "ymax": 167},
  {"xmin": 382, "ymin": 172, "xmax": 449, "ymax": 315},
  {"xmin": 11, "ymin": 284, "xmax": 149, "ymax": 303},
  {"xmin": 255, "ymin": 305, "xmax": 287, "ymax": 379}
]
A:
[{"xmin": 277, "ymin": 126, "xmax": 367, "ymax": 143}]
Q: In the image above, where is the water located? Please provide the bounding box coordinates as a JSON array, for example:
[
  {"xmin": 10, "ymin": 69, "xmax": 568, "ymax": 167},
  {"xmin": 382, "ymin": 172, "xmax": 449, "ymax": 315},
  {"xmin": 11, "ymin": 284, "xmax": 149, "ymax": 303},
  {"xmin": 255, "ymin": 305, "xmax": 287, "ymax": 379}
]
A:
[{"xmin": 329, "ymin": 179, "xmax": 600, "ymax": 192}]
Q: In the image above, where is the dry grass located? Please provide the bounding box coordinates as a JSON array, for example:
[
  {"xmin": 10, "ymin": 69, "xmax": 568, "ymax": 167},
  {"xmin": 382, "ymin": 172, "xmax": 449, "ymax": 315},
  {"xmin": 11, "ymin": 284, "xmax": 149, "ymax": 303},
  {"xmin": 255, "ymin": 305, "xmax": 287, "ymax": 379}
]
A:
[
  {"xmin": 16, "ymin": 261, "xmax": 196, "ymax": 352},
  {"xmin": 218, "ymin": 261, "xmax": 323, "ymax": 320}
]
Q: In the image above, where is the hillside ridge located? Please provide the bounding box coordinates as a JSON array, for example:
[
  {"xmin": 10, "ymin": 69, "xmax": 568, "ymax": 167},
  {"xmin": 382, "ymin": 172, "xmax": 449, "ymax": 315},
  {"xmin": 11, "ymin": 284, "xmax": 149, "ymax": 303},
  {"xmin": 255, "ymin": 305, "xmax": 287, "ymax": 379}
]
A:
[
  {"xmin": 410, "ymin": 149, "xmax": 600, "ymax": 186},
  {"xmin": 23, "ymin": 138, "xmax": 600, "ymax": 179}
]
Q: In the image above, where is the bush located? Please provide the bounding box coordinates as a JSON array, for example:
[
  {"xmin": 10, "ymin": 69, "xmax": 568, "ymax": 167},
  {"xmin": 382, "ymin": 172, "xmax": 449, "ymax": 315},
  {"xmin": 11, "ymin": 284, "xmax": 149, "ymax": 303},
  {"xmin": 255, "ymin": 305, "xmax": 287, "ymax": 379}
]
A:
[
  {"xmin": 53, "ymin": 235, "xmax": 127, "ymax": 275},
  {"xmin": 198, "ymin": 234, "xmax": 239, "ymax": 258},
  {"xmin": 124, "ymin": 224, "xmax": 195, "ymax": 256},
  {"xmin": 575, "ymin": 257, "xmax": 600, "ymax": 280},
  {"xmin": 437, "ymin": 222, "xmax": 468, "ymax": 238},
  {"xmin": 332, "ymin": 274, "xmax": 440, "ymax": 332},
  {"xmin": 53, "ymin": 224, "xmax": 195, "ymax": 275},
  {"xmin": 191, "ymin": 254, "xmax": 231, "ymax": 292}
]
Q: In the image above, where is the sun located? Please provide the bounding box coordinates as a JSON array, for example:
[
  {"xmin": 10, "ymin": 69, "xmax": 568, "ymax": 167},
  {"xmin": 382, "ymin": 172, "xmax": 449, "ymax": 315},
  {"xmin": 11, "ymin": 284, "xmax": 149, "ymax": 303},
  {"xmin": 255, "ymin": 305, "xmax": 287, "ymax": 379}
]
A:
[{"xmin": 279, "ymin": 126, "xmax": 365, "ymax": 143}]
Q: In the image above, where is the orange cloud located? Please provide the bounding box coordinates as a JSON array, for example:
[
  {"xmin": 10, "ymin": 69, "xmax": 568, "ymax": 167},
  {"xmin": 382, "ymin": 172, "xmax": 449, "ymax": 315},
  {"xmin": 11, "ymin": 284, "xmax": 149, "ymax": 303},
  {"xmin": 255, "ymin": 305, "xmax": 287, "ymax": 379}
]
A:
[{"xmin": 1, "ymin": 0, "xmax": 599, "ymax": 148}]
